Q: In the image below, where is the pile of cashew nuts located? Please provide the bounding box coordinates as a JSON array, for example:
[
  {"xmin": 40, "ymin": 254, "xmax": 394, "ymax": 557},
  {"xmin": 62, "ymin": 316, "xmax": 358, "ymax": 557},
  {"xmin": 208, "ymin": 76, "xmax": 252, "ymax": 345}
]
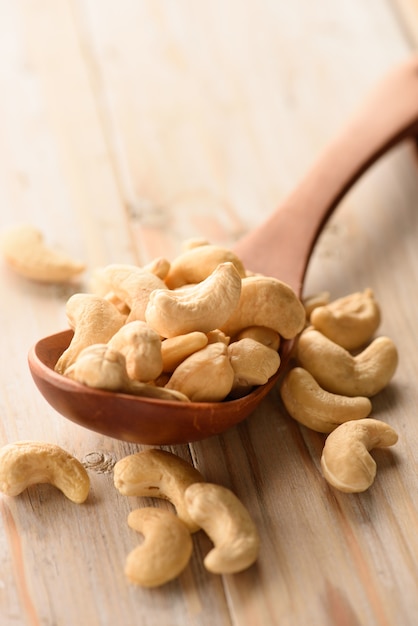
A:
[
  {"xmin": 281, "ymin": 288, "xmax": 399, "ymax": 493},
  {"xmin": 0, "ymin": 443, "xmax": 259, "ymax": 587},
  {"xmin": 46, "ymin": 238, "xmax": 305, "ymax": 402}
]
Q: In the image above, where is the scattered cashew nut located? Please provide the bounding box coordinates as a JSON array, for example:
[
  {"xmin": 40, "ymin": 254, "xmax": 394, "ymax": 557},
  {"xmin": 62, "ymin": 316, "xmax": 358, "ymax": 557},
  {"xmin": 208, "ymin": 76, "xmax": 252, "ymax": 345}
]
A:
[
  {"xmin": 113, "ymin": 449, "xmax": 204, "ymax": 532},
  {"xmin": 297, "ymin": 329, "xmax": 398, "ymax": 396},
  {"xmin": 310, "ymin": 288, "xmax": 381, "ymax": 350},
  {"xmin": 0, "ymin": 441, "xmax": 90, "ymax": 503},
  {"xmin": 320, "ymin": 418, "xmax": 398, "ymax": 492},
  {"xmin": 280, "ymin": 367, "xmax": 372, "ymax": 433},
  {"xmin": 0, "ymin": 224, "xmax": 85, "ymax": 283},
  {"xmin": 184, "ymin": 482, "xmax": 260, "ymax": 574},
  {"xmin": 125, "ymin": 507, "xmax": 193, "ymax": 587}
]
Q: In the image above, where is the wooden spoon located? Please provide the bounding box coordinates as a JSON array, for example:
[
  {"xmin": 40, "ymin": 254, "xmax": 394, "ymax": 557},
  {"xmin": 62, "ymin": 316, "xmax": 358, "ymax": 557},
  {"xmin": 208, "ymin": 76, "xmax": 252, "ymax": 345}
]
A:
[{"xmin": 28, "ymin": 57, "xmax": 418, "ymax": 445}]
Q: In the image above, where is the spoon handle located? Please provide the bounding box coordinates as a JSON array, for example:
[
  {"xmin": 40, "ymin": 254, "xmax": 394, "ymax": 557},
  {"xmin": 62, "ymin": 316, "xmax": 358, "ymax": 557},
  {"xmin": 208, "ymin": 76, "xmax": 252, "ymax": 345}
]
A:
[{"xmin": 234, "ymin": 56, "xmax": 418, "ymax": 294}]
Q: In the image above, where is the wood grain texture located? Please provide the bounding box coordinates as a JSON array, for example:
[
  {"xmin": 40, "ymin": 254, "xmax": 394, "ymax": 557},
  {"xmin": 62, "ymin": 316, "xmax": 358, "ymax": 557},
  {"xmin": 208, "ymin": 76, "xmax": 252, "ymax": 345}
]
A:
[{"xmin": 1, "ymin": 1, "xmax": 418, "ymax": 624}]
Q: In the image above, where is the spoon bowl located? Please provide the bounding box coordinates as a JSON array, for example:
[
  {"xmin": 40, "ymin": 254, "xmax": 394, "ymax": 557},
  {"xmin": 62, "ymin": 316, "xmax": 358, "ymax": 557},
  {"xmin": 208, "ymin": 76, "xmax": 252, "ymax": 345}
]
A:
[{"xmin": 28, "ymin": 57, "xmax": 418, "ymax": 444}]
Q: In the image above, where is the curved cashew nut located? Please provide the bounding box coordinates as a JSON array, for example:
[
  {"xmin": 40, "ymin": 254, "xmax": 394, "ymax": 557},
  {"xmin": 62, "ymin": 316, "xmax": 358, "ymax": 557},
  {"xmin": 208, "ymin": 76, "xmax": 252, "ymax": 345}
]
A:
[
  {"xmin": 228, "ymin": 338, "xmax": 281, "ymax": 392},
  {"xmin": 297, "ymin": 329, "xmax": 398, "ymax": 396},
  {"xmin": 145, "ymin": 262, "xmax": 242, "ymax": 338},
  {"xmin": 184, "ymin": 482, "xmax": 260, "ymax": 574},
  {"xmin": 320, "ymin": 418, "xmax": 398, "ymax": 492},
  {"xmin": 0, "ymin": 224, "xmax": 85, "ymax": 283},
  {"xmin": 220, "ymin": 275, "xmax": 306, "ymax": 340},
  {"xmin": 125, "ymin": 507, "xmax": 193, "ymax": 587},
  {"xmin": 164, "ymin": 244, "xmax": 246, "ymax": 289},
  {"xmin": 0, "ymin": 441, "xmax": 90, "ymax": 503},
  {"xmin": 54, "ymin": 294, "xmax": 127, "ymax": 374},
  {"xmin": 161, "ymin": 331, "xmax": 209, "ymax": 373},
  {"xmin": 165, "ymin": 342, "xmax": 235, "ymax": 401},
  {"xmin": 108, "ymin": 320, "xmax": 163, "ymax": 382},
  {"xmin": 113, "ymin": 449, "xmax": 204, "ymax": 532},
  {"xmin": 310, "ymin": 288, "xmax": 381, "ymax": 350},
  {"xmin": 280, "ymin": 367, "xmax": 372, "ymax": 433},
  {"xmin": 91, "ymin": 264, "xmax": 167, "ymax": 322},
  {"xmin": 64, "ymin": 344, "xmax": 189, "ymax": 402}
]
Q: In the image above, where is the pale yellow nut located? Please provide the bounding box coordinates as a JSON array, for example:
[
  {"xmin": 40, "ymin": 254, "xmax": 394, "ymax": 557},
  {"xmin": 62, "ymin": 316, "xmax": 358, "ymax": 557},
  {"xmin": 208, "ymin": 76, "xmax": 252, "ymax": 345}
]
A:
[
  {"xmin": 320, "ymin": 418, "xmax": 398, "ymax": 492},
  {"xmin": 161, "ymin": 332, "xmax": 209, "ymax": 373},
  {"xmin": 108, "ymin": 320, "xmax": 163, "ymax": 382},
  {"xmin": 90, "ymin": 263, "xmax": 167, "ymax": 322},
  {"xmin": 184, "ymin": 482, "xmax": 260, "ymax": 574},
  {"xmin": 165, "ymin": 342, "xmax": 235, "ymax": 402},
  {"xmin": 54, "ymin": 294, "xmax": 126, "ymax": 374},
  {"xmin": 145, "ymin": 262, "xmax": 242, "ymax": 338},
  {"xmin": 0, "ymin": 224, "xmax": 85, "ymax": 283},
  {"xmin": 113, "ymin": 449, "xmax": 204, "ymax": 532},
  {"xmin": 0, "ymin": 441, "xmax": 90, "ymax": 503},
  {"xmin": 235, "ymin": 325, "xmax": 280, "ymax": 351},
  {"xmin": 310, "ymin": 288, "xmax": 381, "ymax": 350},
  {"xmin": 65, "ymin": 344, "xmax": 189, "ymax": 402},
  {"xmin": 125, "ymin": 507, "xmax": 193, "ymax": 587},
  {"xmin": 280, "ymin": 367, "xmax": 372, "ymax": 433},
  {"xmin": 297, "ymin": 329, "xmax": 398, "ymax": 397},
  {"xmin": 228, "ymin": 338, "xmax": 281, "ymax": 388},
  {"xmin": 164, "ymin": 243, "xmax": 246, "ymax": 289},
  {"xmin": 220, "ymin": 275, "xmax": 306, "ymax": 340}
]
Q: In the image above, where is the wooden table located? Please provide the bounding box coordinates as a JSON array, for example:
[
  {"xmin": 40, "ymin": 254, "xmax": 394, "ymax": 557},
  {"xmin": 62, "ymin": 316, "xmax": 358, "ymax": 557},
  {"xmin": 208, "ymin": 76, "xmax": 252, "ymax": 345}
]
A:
[{"xmin": 1, "ymin": 2, "xmax": 418, "ymax": 625}]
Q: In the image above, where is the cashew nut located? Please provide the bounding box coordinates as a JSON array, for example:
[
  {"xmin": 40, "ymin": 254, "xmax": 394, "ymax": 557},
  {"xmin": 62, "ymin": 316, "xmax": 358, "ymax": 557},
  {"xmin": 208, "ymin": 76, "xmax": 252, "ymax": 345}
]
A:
[
  {"xmin": 161, "ymin": 331, "xmax": 209, "ymax": 373},
  {"xmin": 145, "ymin": 262, "xmax": 242, "ymax": 338},
  {"xmin": 125, "ymin": 507, "xmax": 193, "ymax": 587},
  {"xmin": 235, "ymin": 325, "xmax": 280, "ymax": 351},
  {"xmin": 54, "ymin": 294, "xmax": 127, "ymax": 374},
  {"xmin": 228, "ymin": 338, "xmax": 281, "ymax": 392},
  {"xmin": 165, "ymin": 342, "xmax": 235, "ymax": 402},
  {"xmin": 297, "ymin": 329, "xmax": 398, "ymax": 396},
  {"xmin": 0, "ymin": 224, "xmax": 85, "ymax": 283},
  {"xmin": 220, "ymin": 275, "xmax": 306, "ymax": 340},
  {"xmin": 164, "ymin": 244, "xmax": 246, "ymax": 289},
  {"xmin": 0, "ymin": 441, "xmax": 90, "ymax": 503},
  {"xmin": 310, "ymin": 288, "xmax": 381, "ymax": 350},
  {"xmin": 113, "ymin": 449, "xmax": 204, "ymax": 532},
  {"xmin": 280, "ymin": 367, "xmax": 372, "ymax": 433},
  {"xmin": 91, "ymin": 264, "xmax": 167, "ymax": 322},
  {"xmin": 64, "ymin": 344, "xmax": 189, "ymax": 402},
  {"xmin": 320, "ymin": 418, "xmax": 398, "ymax": 492},
  {"xmin": 108, "ymin": 320, "xmax": 163, "ymax": 382},
  {"xmin": 184, "ymin": 482, "xmax": 260, "ymax": 574}
]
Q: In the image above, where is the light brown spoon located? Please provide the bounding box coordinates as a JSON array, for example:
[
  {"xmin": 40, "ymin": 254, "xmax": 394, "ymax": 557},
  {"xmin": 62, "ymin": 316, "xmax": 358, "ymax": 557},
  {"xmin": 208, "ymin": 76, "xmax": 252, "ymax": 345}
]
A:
[{"xmin": 28, "ymin": 57, "xmax": 418, "ymax": 445}]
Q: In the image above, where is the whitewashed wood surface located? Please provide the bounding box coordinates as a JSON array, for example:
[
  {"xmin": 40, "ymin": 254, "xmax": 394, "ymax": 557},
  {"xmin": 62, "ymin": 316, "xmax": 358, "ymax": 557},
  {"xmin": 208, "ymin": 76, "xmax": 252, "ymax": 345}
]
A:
[{"xmin": 1, "ymin": 1, "xmax": 418, "ymax": 625}]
